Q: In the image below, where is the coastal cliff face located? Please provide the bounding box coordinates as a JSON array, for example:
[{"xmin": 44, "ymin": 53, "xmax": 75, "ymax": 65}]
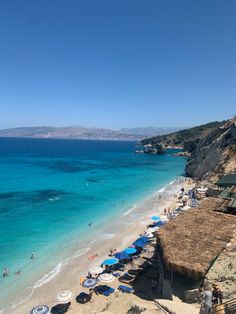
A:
[
  {"xmin": 141, "ymin": 118, "xmax": 236, "ymax": 181},
  {"xmin": 185, "ymin": 119, "xmax": 236, "ymax": 181}
]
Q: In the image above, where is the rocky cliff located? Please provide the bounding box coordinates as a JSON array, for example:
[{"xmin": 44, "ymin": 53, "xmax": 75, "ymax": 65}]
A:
[
  {"xmin": 141, "ymin": 118, "xmax": 236, "ymax": 181},
  {"xmin": 185, "ymin": 118, "xmax": 236, "ymax": 181}
]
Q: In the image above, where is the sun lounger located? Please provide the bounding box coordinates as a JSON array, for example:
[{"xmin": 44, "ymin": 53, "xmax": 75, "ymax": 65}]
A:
[
  {"xmin": 128, "ymin": 269, "xmax": 142, "ymax": 276},
  {"xmin": 118, "ymin": 273, "xmax": 134, "ymax": 284},
  {"xmin": 94, "ymin": 285, "xmax": 114, "ymax": 296},
  {"xmin": 118, "ymin": 285, "xmax": 134, "ymax": 294}
]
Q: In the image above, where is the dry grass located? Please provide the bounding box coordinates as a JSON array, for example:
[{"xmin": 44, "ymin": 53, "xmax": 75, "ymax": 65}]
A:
[{"xmin": 157, "ymin": 198, "xmax": 236, "ymax": 281}]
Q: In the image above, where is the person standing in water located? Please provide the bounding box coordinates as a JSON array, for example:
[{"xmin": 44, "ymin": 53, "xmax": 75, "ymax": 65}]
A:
[
  {"xmin": 2, "ymin": 268, "xmax": 9, "ymax": 277},
  {"xmin": 30, "ymin": 252, "xmax": 35, "ymax": 259}
]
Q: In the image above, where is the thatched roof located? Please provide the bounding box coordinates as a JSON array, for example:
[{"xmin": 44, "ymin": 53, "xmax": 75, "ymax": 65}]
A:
[{"xmin": 157, "ymin": 198, "xmax": 236, "ymax": 281}]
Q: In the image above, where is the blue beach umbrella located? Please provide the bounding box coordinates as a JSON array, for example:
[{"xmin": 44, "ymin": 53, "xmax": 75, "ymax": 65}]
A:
[
  {"xmin": 30, "ymin": 305, "xmax": 49, "ymax": 314},
  {"xmin": 82, "ymin": 278, "xmax": 97, "ymax": 288},
  {"xmin": 137, "ymin": 236, "xmax": 149, "ymax": 244},
  {"xmin": 102, "ymin": 258, "xmax": 119, "ymax": 266},
  {"xmin": 124, "ymin": 247, "xmax": 137, "ymax": 255},
  {"xmin": 153, "ymin": 220, "xmax": 165, "ymax": 227},
  {"xmin": 132, "ymin": 240, "xmax": 145, "ymax": 248},
  {"xmin": 114, "ymin": 251, "xmax": 129, "ymax": 261},
  {"xmin": 151, "ymin": 215, "xmax": 161, "ymax": 221}
]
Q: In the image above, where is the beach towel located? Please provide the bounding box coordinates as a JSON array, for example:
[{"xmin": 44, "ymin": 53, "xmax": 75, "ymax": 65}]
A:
[
  {"xmin": 88, "ymin": 254, "xmax": 98, "ymax": 261},
  {"xmin": 102, "ymin": 287, "xmax": 115, "ymax": 296},
  {"xmin": 118, "ymin": 285, "xmax": 134, "ymax": 294}
]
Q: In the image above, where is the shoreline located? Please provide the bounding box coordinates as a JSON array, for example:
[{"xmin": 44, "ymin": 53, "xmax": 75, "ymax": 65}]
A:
[{"xmin": 2, "ymin": 177, "xmax": 191, "ymax": 314}]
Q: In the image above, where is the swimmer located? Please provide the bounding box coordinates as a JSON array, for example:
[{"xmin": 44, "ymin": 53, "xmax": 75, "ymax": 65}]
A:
[
  {"xmin": 30, "ymin": 252, "xmax": 35, "ymax": 259},
  {"xmin": 2, "ymin": 268, "xmax": 9, "ymax": 277},
  {"xmin": 15, "ymin": 270, "xmax": 21, "ymax": 275},
  {"xmin": 88, "ymin": 222, "xmax": 92, "ymax": 227}
]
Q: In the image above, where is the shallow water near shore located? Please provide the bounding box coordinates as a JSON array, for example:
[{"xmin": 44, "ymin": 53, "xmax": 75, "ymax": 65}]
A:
[{"xmin": 0, "ymin": 138, "xmax": 185, "ymax": 311}]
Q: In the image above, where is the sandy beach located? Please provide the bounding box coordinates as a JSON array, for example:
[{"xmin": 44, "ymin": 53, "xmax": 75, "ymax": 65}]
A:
[{"xmin": 3, "ymin": 177, "xmax": 194, "ymax": 314}]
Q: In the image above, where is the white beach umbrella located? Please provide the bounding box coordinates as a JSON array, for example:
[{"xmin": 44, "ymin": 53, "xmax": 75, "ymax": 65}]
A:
[
  {"xmin": 56, "ymin": 290, "xmax": 74, "ymax": 304},
  {"xmin": 98, "ymin": 273, "xmax": 115, "ymax": 283},
  {"xmin": 89, "ymin": 264, "xmax": 104, "ymax": 275}
]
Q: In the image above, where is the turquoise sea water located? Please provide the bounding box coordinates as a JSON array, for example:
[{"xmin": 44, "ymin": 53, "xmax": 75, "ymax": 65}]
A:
[{"xmin": 0, "ymin": 138, "xmax": 185, "ymax": 309}]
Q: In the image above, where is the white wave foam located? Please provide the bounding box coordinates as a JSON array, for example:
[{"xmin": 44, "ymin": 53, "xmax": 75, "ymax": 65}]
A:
[
  {"xmin": 157, "ymin": 187, "xmax": 166, "ymax": 193},
  {"xmin": 49, "ymin": 197, "xmax": 60, "ymax": 201},
  {"xmin": 72, "ymin": 247, "xmax": 91, "ymax": 259},
  {"xmin": 33, "ymin": 262, "xmax": 63, "ymax": 289},
  {"xmin": 100, "ymin": 233, "xmax": 115, "ymax": 239},
  {"xmin": 123, "ymin": 204, "xmax": 136, "ymax": 216},
  {"xmin": 168, "ymin": 180, "xmax": 175, "ymax": 185}
]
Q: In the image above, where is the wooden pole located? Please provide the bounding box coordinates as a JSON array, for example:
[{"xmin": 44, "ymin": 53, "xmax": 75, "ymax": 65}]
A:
[{"xmin": 170, "ymin": 269, "xmax": 174, "ymax": 287}]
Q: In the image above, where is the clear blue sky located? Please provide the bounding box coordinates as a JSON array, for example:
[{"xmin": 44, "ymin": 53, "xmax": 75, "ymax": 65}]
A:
[{"xmin": 0, "ymin": 1, "xmax": 235, "ymax": 129}]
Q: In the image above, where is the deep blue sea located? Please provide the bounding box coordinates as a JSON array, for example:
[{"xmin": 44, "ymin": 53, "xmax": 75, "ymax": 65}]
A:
[{"xmin": 0, "ymin": 137, "xmax": 185, "ymax": 309}]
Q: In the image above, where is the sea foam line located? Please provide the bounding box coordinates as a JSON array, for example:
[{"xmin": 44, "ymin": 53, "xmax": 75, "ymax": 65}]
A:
[
  {"xmin": 157, "ymin": 187, "xmax": 166, "ymax": 193},
  {"xmin": 33, "ymin": 262, "xmax": 63, "ymax": 289},
  {"xmin": 123, "ymin": 204, "xmax": 136, "ymax": 216}
]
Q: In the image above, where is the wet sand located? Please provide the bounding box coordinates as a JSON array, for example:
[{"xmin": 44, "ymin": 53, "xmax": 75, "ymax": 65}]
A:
[{"xmin": 3, "ymin": 177, "xmax": 194, "ymax": 314}]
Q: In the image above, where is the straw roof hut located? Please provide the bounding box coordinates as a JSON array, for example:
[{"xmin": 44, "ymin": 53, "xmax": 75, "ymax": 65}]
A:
[{"xmin": 157, "ymin": 198, "xmax": 236, "ymax": 281}]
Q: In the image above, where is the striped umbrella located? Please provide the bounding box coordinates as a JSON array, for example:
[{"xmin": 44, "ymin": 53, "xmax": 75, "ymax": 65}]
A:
[
  {"xmin": 56, "ymin": 290, "xmax": 74, "ymax": 304},
  {"xmin": 30, "ymin": 305, "xmax": 49, "ymax": 314},
  {"xmin": 89, "ymin": 265, "xmax": 103, "ymax": 275},
  {"xmin": 98, "ymin": 273, "xmax": 115, "ymax": 283},
  {"xmin": 82, "ymin": 278, "xmax": 97, "ymax": 288}
]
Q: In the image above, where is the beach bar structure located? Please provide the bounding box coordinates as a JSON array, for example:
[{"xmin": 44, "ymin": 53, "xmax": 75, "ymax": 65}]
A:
[
  {"xmin": 217, "ymin": 173, "xmax": 236, "ymax": 188},
  {"xmin": 157, "ymin": 198, "xmax": 236, "ymax": 282}
]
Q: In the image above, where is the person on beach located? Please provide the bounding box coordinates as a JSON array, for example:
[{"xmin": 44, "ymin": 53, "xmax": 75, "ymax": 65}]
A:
[
  {"xmin": 109, "ymin": 248, "xmax": 116, "ymax": 256},
  {"xmin": 80, "ymin": 276, "xmax": 85, "ymax": 286},
  {"xmin": 212, "ymin": 285, "xmax": 223, "ymax": 304},
  {"xmin": 2, "ymin": 268, "xmax": 9, "ymax": 277},
  {"xmin": 88, "ymin": 253, "xmax": 98, "ymax": 261},
  {"xmin": 203, "ymin": 285, "xmax": 213, "ymax": 314}
]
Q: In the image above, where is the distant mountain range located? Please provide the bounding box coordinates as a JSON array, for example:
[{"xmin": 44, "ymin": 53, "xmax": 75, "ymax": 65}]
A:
[{"xmin": 0, "ymin": 126, "xmax": 184, "ymax": 141}]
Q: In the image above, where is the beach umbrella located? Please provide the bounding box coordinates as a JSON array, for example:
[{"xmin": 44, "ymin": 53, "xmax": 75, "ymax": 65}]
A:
[
  {"xmin": 98, "ymin": 273, "xmax": 115, "ymax": 283},
  {"xmin": 132, "ymin": 240, "xmax": 145, "ymax": 248},
  {"xmin": 30, "ymin": 305, "xmax": 49, "ymax": 314},
  {"xmin": 151, "ymin": 215, "xmax": 161, "ymax": 221},
  {"xmin": 82, "ymin": 278, "xmax": 97, "ymax": 288},
  {"xmin": 102, "ymin": 258, "xmax": 119, "ymax": 266},
  {"xmin": 153, "ymin": 220, "xmax": 165, "ymax": 227},
  {"xmin": 56, "ymin": 290, "xmax": 74, "ymax": 304},
  {"xmin": 124, "ymin": 247, "xmax": 137, "ymax": 255},
  {"xmin": 133, "ymin": 257, "xmax": 146, "ymax": 266},
  {"xmin": 138, "ymin": 236, "xmax": 149, "ymax": 243},
  {"xmin": 89, "ymin": 265, "xmax": 103, "ymax": 275},
  {"xmin": 114, "ymin": 251, "xmax": 129, "ymax": 261}
]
